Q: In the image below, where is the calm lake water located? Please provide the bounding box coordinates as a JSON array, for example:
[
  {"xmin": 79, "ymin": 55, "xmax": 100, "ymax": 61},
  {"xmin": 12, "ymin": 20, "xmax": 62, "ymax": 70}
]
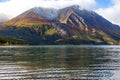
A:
[{"xmin": 0, "ymin": 45, "xmax": 120, "ymax": 80}]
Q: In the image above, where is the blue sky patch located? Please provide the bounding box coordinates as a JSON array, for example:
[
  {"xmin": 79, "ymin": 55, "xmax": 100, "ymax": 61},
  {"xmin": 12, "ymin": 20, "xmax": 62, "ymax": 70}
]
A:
[
  {"xmin": 96, "ymin": 0, "xmax": 112, "ymax": 8},
  {"xmin": 0, "ymin": 0, "xmax": 10, "ymax": 2}
]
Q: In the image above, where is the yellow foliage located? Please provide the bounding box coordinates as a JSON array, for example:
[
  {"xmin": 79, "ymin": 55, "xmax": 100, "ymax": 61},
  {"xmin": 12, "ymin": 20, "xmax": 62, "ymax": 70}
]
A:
[{"xmin": 45, "ymin": 28, "xmax": 56, "ymax": 36}]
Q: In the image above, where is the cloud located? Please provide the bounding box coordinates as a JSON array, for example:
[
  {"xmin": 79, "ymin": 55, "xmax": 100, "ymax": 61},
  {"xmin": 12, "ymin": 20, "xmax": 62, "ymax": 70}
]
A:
[
  {"xmin": 96, "ymin": 0, "xmax": 120, "ymax": 25},
  {"xmin": 0, "ymin": 0, "xmax": 97, "ymax": 19}
]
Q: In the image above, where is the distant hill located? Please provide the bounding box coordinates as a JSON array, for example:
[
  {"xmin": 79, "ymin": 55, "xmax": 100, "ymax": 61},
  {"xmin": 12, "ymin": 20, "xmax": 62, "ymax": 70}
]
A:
[
  {"xmin": 0, "ymin": 13, "xmax": 9, "ymax": 23},
  {"xmin": 0, "ymin": 5, "xmax": 120, "ymax": 45}
]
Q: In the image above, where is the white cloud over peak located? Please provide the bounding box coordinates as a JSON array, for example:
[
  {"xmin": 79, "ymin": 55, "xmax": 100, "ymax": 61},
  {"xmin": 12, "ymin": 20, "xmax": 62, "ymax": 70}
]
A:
[
  {"xmin": 96, "ymin": 0, "xmax": 120, "ymax": 25},
  {"xmin": 0, "ymin": 0, "xmax": 96, "ymax": 19}
]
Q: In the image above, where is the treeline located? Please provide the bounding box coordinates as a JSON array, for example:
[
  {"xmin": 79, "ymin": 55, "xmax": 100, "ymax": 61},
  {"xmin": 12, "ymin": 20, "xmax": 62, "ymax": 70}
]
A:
[{"xmin": 0, "ymin": 36, "xmax": 28, "ymax": 45}]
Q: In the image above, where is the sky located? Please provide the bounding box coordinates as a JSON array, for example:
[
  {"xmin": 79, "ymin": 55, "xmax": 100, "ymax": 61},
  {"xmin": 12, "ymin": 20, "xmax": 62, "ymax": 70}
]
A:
[{"xmin": 0, "ymin": 0, "xmax": 120, "ymax": 25}]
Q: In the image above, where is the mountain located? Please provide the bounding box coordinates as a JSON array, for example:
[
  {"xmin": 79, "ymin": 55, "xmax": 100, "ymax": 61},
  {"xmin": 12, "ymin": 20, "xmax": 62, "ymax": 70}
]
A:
[{"xmin": 0, "ymin": 5, "xmax": 120, "ymax": 45}]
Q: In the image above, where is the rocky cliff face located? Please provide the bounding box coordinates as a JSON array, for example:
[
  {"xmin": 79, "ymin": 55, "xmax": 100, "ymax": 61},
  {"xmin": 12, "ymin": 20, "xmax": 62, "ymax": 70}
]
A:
[{"xmin": 0, "ymin": 5, "xmax": 120, "ymax": 45}]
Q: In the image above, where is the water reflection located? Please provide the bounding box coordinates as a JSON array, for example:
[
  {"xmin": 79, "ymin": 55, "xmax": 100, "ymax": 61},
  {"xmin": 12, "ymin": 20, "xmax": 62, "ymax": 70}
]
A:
[{"xmin": 0, "ymin": 46, "xmax": 119, "ymax": 79}]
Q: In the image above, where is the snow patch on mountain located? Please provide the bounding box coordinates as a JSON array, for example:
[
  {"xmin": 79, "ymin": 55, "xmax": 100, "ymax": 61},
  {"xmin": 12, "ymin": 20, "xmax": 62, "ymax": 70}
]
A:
[{"xmin": 30, "ymin": 7, "xmax": 59, "ymax": 21}]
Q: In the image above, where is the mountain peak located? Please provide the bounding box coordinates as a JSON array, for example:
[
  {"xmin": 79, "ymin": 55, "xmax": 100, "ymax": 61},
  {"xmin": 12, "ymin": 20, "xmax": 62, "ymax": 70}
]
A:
[
  {"xmin": 28, "ymin": 5, "xmax": 80, "ymax": 22},
  {"xmin": 67, "ymin": 5, "xmax": 80, "ymax": 9},
  {"xmin": 30, "ymin": 7, "xmax": 59, "ymax": 21}
]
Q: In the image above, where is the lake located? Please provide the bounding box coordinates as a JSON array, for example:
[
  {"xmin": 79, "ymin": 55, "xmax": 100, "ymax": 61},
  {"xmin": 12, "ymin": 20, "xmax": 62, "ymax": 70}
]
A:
[{"xmin": 0, "ymin": 45, "xmax": 120, "ymax": 80}]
